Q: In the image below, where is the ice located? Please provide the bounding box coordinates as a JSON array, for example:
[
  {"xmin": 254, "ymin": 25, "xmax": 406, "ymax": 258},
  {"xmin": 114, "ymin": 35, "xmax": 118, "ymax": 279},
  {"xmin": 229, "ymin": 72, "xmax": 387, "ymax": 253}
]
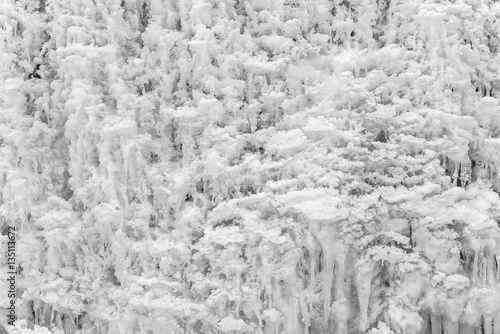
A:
[
  {"xmin": 121, "ymin": 140, "xmax": 136, "ymax": 183},
  {"xmin": 387, "ymin": 302, "xmax": 423, "ymax": 334},
  {"xmin": 101, "ymin": 117, "xmax": 137, "ymax": 138},
  {"xmin": 442, "ymin": 317, "xmax": 458, "ymax": 334},
  {"xmin": 245, "ymin": 57, "xmax": 287, "ymax": 76},
  {"xmin": 7, "ymin": 0, "xmax": 500, "ymax": 333},
  {"xmin": 265, "ymin": 129, "xmax": 308, "ymax": 158},
  {"xmin": 368, "ymin": 322, "xmax": 396, "ymax": 334},
  {"xmin": 333, "ymin": 244, "xmax": 349, "ymax": 334},
  {"xmin": 356, "ymin": 260, "xmax": 373, "ymax": 331},
  {"xmin": 494, "ymin": 313, "xmax": 500, "ymax": 334},
  {"xmin": 301, "ymin": 116, "xmax": 339, "ymax": 140},
  {"xmin": 275, "ymin": 188, "xmax": 348, "ymax": 222}
]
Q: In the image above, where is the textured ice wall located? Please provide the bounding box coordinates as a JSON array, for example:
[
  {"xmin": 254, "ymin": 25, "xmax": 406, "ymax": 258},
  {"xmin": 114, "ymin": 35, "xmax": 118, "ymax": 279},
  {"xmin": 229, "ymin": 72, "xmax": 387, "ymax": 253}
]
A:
[{"xmin": 1, "ymin": 0, "xmax": 500, "ymax": 333}]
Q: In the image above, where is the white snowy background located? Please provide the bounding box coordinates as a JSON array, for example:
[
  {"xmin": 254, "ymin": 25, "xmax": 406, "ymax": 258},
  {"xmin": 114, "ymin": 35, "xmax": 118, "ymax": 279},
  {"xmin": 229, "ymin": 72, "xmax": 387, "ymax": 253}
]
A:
[{"xmin": 1, "ymin": 0, "xmax": 500, "ymax": 333}]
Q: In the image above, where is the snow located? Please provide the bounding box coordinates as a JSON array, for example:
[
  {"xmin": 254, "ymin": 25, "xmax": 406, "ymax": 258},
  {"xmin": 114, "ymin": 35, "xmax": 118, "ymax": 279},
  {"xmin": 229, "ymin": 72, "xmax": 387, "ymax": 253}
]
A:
[
  {"xmin": 101, "ymin": 117, "xmax": 137, "ymax": 138},
  {"xmin": 265, "ymin": 129, "xmax": 307, "ymax": 157},
  {"xmin": 301, "ymin": 116, "xmax": 338, "ymax": 140},
  {"xmin": 8, "ymin": 320, "xmax": 64, "ymax": 334},
  {"xmin": 275, "ymin": 188, "xmax": 348, "ymax": 221},
  {"xmin": 218, "ymin": 316, "xmax": 255, "ymax": 333},
  {"xmin": 4, "ymin": 0, "xmax": 500, "ymax": 333},
  {"xmin": 368, "ymin": 322, "xmax": 396, "ymax": 334}
]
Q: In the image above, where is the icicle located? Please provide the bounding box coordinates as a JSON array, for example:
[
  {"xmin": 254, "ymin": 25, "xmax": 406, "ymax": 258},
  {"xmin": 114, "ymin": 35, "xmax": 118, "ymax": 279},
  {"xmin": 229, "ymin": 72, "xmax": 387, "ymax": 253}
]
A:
[
  {"xmin": 122, "ymin": 140, "xmax": 136, "ymax": 185},
  {"xmin": 268, "ymin": 287, "xmax": 273, "ymax": 310},
  {"xmin": 335, "ymin": 250, "xmax": 346, "ymax": 300},
  {"xmin": 298, "ymin": 291, "xmax": 310, "ymax": 334},
  {"xmin": 486, "ymin": 253, "xmax": 494, "ymax": 285},
  {"xmin": 63, "ymin": 314, "xmax": 74, "ymax": 333},
  {"xmin": 453, "ymin": 161, "xmax": 460, "ymax": 185},
  {"xmin": 485, "ymin": 316, "xmax": 494, "ymax": 334},
  {"xmin": 460, "ymin": 157, "xmax": 472, "ymax": 186},
  {"xmin": 235, "ymin": 268, "xmax": 242, "ymax": 319},
  {"xmin": 309, "ymin": 254, "xmax": 316, "ymax": 308},
  {"xmin": 44, "ymin": 303, "xmax": 52, "ymax": 327},
  {"xmin": 460, "ymin": 90, "xmax": 467, "ymax": 112},
  {"xmin": 254, "ymin": 309, "xmax": 264, "ymax": 334},
  {"xmin": 459, "ymin": 322, "xmax": 475, "ymax": 334},
  {"xmin": 322, "ymin": 250, "xmax": 335, "ymax": 325},
  {"xmin": 430, "ymin": 314, "xmax": 442, "ymax": 334},
  {"xmin": 75, "ymin": 134, "xmax": 84, "ymax": 186},
  {"xmin": 496, "ymin": 253, "xmax": 500, "ymax": 282},
  {"xmin": 34, "ymin": 299, "xmax": 41, "ymax": 325},
  {"xmin": 27, "ymin": 300, "xmax": 35, "ymax": 329},
  {"xmin": 442, "ymin": 317, "xmax": 458, "ymax": 334},
  {"xmin": 482, "ymin": 256, "xmax": 488, "ymax": 286},
  {"xmin": 306, "ymin": 230, "xmax": 321, "ymax": 327},
  {"xmin": 419, "ymin": 312, "xmax": 429, "ymax": 334},
  {"xmin": 472, "ymin": 249, "xmax": 480, "ymax": 286},
  {"xmin": 465, "ymin": 249, "xmax": 471, "ymax": 275},
  {"xmin": 334, "ymin": 244, "xmax": 349, "ymax": 334},
  {"xmin": 55, "ymin": 311, "xmax": 63, "ymax": 330},
  {"xmin": 292, "ymin": 297, "xmax": 301, "ymax": 334},
  {"xmin": 494, "ymin": 312, "xmax": 500, "ymax": 334},
  {"xmin": 356, "ymin": 261, "xmax": 373, "ymax": 331},
  {"xmin": 274, "ymin": 283, "xmax": 300, "ymax": 334}
]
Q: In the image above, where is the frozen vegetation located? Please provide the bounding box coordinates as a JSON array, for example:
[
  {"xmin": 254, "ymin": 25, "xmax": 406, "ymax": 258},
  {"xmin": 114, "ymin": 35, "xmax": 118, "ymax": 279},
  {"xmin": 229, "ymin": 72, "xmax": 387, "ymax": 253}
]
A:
[{"xmin": 1, "ymin": 0, "xmax": 500, "ymax": 333}]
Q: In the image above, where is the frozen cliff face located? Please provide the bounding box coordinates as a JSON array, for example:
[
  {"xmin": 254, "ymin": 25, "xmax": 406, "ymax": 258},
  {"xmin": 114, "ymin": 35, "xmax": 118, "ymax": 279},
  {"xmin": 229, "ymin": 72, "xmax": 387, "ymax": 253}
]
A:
[{"xmin": 2, "ymin": 0, "xmax": 500, "ymax": 333}]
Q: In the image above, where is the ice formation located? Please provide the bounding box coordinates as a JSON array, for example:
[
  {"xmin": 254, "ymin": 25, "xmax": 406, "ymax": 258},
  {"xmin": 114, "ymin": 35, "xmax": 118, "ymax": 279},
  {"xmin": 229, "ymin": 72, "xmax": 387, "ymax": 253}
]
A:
[{"xmin": 1, "ymin": 0, "xmax": 500, "ymax": 333}]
